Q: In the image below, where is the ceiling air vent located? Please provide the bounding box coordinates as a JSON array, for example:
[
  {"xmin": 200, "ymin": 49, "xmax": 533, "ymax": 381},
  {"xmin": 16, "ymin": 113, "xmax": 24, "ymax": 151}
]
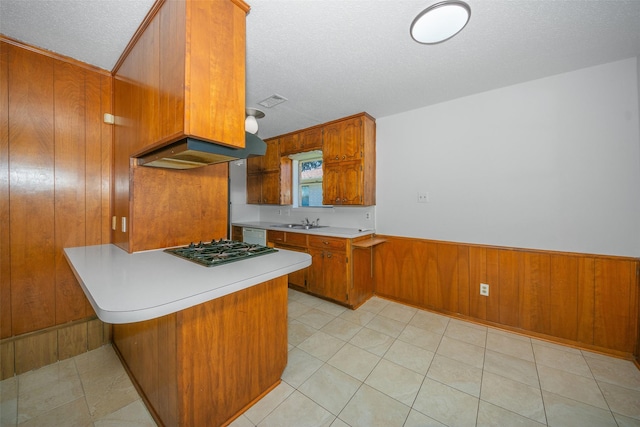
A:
[{"xmin": 258, "ymin": 94, "xmax": 288, "ymax": 108}]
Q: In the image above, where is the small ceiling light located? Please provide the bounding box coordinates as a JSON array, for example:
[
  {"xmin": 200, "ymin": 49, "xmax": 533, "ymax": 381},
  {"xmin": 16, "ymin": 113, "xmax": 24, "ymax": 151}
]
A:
[
  {"xmin": 410, "ymin": 1, "xmax": 471, "ymax": 44},
  {"xmin": 245, "ymin": 108, "xmax": 265, "ymax": 134}
]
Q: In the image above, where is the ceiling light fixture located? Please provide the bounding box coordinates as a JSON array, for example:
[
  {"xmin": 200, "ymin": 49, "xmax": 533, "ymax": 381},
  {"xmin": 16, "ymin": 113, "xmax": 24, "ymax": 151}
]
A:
[
  {"xmin": 245, "ymin": 108, "xmax": 265, "ymax": 134},
  {"xmin": 410, "ymin": 1, "xmax": 471, "ymax": 44}
]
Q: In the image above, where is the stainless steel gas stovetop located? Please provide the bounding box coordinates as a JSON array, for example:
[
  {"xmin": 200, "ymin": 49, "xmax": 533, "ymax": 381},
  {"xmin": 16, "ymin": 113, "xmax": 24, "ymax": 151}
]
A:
[{"xmin": 164, "ymin": 239, "xmax": 277, "ymax": 267}]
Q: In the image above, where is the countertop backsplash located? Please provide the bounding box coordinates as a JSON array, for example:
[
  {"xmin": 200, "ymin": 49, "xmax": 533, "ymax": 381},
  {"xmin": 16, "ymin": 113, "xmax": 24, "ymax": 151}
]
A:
[{"xmin": 257, "ymin": 205, "xmax": 375, "ymax": 231}]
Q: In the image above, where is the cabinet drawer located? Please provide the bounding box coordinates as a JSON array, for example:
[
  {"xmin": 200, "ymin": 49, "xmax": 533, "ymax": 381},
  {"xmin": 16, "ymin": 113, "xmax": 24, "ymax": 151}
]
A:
[
  {"xmin": 286, "ymin": 232, "xmax": 308, "ymax": 247},
  {"xmin": 267, "ymin": 230, "xmax": 285, "ymax": 243},
  {"xmin": 308, "ymin": 235, "xmax": 346, "ymax": 251}
]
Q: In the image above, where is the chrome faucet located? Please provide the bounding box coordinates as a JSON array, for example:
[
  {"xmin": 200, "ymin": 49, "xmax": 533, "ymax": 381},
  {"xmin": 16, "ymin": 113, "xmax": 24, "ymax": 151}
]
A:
[{"xmin": 302, "ymin": 218, "xmax": 320, "ymax": 227}]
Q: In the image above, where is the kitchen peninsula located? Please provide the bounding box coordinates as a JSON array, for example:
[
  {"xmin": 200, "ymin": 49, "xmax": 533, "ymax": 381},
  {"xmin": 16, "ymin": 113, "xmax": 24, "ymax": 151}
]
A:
[{"xmin": 65, "ymin": 244, "xmax": 311, "ymax": 426}]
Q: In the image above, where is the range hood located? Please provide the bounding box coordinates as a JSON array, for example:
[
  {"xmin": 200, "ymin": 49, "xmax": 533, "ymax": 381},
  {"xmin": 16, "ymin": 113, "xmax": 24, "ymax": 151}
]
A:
[{"xmin": 138, "ymin": 132, "xmax": 267, "ymax": 170}]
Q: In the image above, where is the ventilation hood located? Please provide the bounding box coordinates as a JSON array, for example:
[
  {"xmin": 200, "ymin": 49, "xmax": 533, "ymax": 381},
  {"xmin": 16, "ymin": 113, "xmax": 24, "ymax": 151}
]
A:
[{"xmin": 137, "ymin": 132, "xmax": 267, "ymax": 170}]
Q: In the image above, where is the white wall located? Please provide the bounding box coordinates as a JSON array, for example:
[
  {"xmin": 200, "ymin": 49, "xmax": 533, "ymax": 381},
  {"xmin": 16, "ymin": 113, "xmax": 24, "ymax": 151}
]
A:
[
  {"xmin": 376, "ymin": 58, "xmax": 640, "ymax": 257},
  {"xmin": 228, "ymin": 160, "xmax": 260, "ymax": 225}
]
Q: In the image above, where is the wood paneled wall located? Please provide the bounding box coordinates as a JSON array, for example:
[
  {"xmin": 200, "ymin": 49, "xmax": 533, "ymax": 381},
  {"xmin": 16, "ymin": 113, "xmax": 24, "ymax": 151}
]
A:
[
  {"xmin": 0, "ymin": 40, "xmax": 112, "ymax": 339},
  {"xmin": 373, "ymin": 235, "xmax": 639, "ymax": 357}
]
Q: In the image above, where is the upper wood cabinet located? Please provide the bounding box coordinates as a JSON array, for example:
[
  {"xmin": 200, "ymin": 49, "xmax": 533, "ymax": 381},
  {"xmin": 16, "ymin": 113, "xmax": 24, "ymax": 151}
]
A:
[
  {"xmin": 247, "ymin": 138, "xmax": 292, "ymax": 205},
  {"xmin": 113, "ymin": 0, "xmax": 249, "ymax": 155},
  {"xmin": 322, "ymin": 113, "xmax": 376, "ymax": 206},
  {"xmin": 279, "ymin": 134, "xmax": 299, "ymax": 156},
  {"xmin": 247, "ymin": 138, "xmax": 280, "ymax": 174},
  {"xmin": 323, "ymin": 116, "xmax": 364, "ymax": 163},
  {"xmin": 280, "ymin": 127, "xmax": 323, "ymax": 156}
]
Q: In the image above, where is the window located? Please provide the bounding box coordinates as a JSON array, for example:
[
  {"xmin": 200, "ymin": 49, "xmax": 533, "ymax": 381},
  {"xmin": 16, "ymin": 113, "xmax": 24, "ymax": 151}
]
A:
[
  {"xmin": 298, "ymin": 157, "xmax": 323, "ymax": 207},
  {"xmin": 289, "ymin": 150, "xmax": 324, "ymax": 207}
]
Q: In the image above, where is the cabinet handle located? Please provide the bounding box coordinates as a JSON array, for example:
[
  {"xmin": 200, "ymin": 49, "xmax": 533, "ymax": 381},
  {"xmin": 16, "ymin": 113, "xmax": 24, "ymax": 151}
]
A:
[
  {"xmin": 326, "ymin": 252, "xmax": 332, "ymax": 258},
  {"xmin": 342, "ymin": 155, "xmax": 346, "ymax": 160},
  {"xmin": 323, "ymin": 241, "xmax": 329, "ymax": 245},
  {"xmin": 334, "ymin": 155, "xmax": 339, "ymax": 160},
  {"xmin": 335, "ymin": 198, "xmax": 340, "ymax": 203}
]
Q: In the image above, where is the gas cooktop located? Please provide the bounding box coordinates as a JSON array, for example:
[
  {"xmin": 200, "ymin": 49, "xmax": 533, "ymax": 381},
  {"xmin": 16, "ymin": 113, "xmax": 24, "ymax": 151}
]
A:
[{"xmin": 164, "ymin": 239, "xmax": 277, "ymax": 267}]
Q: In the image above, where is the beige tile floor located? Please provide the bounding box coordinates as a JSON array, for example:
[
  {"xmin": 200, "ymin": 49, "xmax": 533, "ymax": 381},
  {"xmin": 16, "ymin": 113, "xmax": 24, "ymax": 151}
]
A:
[
  {"xmin": 0, "ymin": 341, "xmax": 155, "ymax": 427},
  {"xmin": 3, "ymin": 289, "xmax": 640, "ymax": 426}
]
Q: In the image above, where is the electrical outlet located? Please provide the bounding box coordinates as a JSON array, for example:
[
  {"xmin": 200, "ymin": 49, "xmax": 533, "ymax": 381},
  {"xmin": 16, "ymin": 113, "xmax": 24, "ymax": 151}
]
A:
[
  {"xmin": 277, "ymin": 209, "xmax": 282, "ymax": 215},
  {"xmin": 417, "ymin": 192, "xmax": 429, "ymax": 203},
  {"xmin": 365, "ymin": 212, "xmax": 371, "ymax": 220},
  {"xmin": 480, "ymin": 283, "xmax": 489, "ymax": 296}
]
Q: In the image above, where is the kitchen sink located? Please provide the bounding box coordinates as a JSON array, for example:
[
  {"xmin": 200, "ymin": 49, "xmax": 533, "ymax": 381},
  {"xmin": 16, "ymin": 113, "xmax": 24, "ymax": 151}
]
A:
[{"xmin": 271, "ymin": 223, "xmax": 329, "ymax": 230}]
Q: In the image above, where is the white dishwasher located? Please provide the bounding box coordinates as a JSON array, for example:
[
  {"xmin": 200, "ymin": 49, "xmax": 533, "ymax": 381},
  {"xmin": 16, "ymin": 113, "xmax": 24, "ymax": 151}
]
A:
[{"xmin": 242, "ymin": 227, "xmax": 267, "ymax": 246}]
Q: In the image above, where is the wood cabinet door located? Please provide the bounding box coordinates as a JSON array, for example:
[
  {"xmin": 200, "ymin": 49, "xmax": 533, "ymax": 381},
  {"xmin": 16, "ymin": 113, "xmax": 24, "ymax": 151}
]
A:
[
  {"xmin": 340, "ymin": 160, "xmax": 363, "ymax": 205},
  {"xmin": 246, "ymin": 173, "xmax": 262, "ymax": 204},
  {"xmin": 323, "ymin": 251, "xmax": 348, "ymax": 303},
  {"xmin": 279, "ymin": 134, "xmax": 299, "ymax": 156},
  {"xmin": 263, "ymin": 138, "xmax": 281, "ymax": 171},
  {"xmin": 260, "ymin": 171, "xmax": 281, "ymax": 204},
  {"xmin": 322, "ymin": 162, "xmax": 342, "ymax": 205},
  {"xmin": 322, "ymin": 122, "xmax": 342, "ymax": 162},
  {"xmin": 246, "ymin": 155, "xmax": 263, "ymax": 175},
  {"xmin": 339, "ymin": 117, "xmax": 363, "ymax": 162},
  {"xmin": 307, "ymin": 248, "xmax": 325, "ymax": 295},
  {"xmin": 299, "ymin": 127, "xmax": 323, "ymax": 151},
  {"xmin": 276, "ymin": 244, "xmax": 308, "ymax": 289}
]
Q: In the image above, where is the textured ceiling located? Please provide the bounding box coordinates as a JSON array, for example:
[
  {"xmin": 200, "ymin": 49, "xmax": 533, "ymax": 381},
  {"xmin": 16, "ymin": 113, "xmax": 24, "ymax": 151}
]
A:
[{"xmin": 2, "ymin": 0, "xmax": 640, "ymax": 139}]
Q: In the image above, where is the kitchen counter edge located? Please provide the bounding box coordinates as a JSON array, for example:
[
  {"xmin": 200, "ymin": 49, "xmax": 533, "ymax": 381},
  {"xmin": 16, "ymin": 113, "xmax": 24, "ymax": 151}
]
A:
[
  {"xmin": 233, "ymin": 222, "xmax": 374, "ymax": 238},
  {"xmin": 64, "ymin": 244, "xmax": 311, "ymax": 324}
]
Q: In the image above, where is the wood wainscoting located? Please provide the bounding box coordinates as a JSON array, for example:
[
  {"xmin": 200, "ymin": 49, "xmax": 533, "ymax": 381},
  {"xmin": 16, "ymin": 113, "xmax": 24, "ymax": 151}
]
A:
[
  {"xmin": 373, "ymin": 235, "xmax": 639, "ymax": 359},
  {"xmin": 0, "ymin": 317, "xmax": 111, "ymax": 379}
]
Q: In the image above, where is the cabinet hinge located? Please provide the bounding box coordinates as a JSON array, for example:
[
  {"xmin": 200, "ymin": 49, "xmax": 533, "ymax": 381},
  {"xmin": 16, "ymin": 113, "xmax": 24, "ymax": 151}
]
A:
[{"xmin": 346, "ymin": 256, "xmax": 349, "ymax": 264}]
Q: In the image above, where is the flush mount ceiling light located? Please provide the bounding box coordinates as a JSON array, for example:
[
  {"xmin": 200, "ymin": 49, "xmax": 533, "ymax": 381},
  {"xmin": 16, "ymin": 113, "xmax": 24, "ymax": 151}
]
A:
[
  {"xmin": 245, "ymin": 108, "xmax": 265, "ymax": 134},
  {"xmin": 410, "ymin": 1, "xmax": 471, "ymax": 44}
]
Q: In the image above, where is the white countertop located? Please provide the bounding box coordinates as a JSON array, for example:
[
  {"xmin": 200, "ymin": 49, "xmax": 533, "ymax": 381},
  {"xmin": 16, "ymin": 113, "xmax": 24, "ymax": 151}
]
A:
[
  {"xmin": 64, "ymin": 244, "xmax": 311, "ymax": 324},
  {"xmin": 233, "ymin": 221, "xmax": 374, "ymax": 238}
]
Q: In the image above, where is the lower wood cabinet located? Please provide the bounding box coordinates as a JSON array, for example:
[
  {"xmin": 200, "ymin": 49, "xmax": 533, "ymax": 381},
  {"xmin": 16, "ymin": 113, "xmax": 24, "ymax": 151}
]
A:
[
  {"xmin": 267, "ymin": 230, "xmax": 375, "ymax": 308},
  {"xmin": 307, "ymin": 235, "xmax": 349, "ymax": 303}
]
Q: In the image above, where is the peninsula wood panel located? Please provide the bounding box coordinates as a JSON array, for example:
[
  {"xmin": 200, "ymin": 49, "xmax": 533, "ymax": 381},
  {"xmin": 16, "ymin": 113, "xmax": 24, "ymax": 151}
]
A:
[
  {"xmin": 113, "ymin": 277, "xmax": 288, "ymax": 427},
  {"xmin": 178, "ymin": 277, "xmax": 288, "ymax": 427},
  {"xmin": 0, "ymin": 41, "xmax": 10, "ymax": 338},
  {"xmin": 374, "ymin": 235, "xmax": 639, "ymax": 356}
]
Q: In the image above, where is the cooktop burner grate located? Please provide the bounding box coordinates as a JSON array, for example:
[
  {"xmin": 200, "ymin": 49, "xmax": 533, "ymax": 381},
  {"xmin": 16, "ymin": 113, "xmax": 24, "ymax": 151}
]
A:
[{"xmin": 164, "ymin": 239, "xmax": 277, "ymax": 267}]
